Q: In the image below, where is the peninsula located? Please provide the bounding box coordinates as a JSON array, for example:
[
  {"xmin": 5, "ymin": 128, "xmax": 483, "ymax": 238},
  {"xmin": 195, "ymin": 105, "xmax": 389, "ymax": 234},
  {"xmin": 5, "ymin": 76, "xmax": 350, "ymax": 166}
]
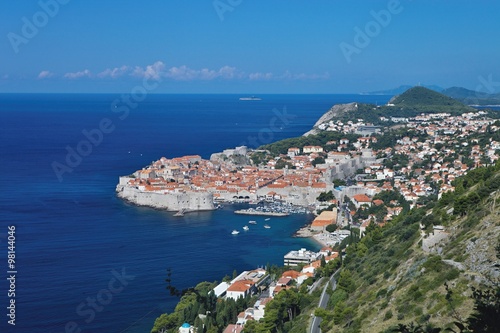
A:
[{"xmin": 116, "ymin": 145, "xmax": 343, "ymax": 213}]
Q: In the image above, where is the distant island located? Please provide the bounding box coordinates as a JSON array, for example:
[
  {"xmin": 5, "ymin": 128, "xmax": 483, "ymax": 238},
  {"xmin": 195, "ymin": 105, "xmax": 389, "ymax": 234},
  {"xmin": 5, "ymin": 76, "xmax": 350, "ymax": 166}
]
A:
[
  {"xmin": 441, "ymin": 86, "xmax": 500, "ymax": 106},
  {"xmin": 239, "ymin": 96, "xmax": 262, "ymax": 101}
]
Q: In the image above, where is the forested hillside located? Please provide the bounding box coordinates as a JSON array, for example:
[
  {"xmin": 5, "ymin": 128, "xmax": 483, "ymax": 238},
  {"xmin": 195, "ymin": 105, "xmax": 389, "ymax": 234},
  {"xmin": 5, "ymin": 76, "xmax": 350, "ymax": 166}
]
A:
[
  {"xmin": 151, "ymin": 164, "xmax": 500, "ymax": 333},
  {"xmin": 316, "ymin": 164, "xmax": 500, "ymax": 332}
]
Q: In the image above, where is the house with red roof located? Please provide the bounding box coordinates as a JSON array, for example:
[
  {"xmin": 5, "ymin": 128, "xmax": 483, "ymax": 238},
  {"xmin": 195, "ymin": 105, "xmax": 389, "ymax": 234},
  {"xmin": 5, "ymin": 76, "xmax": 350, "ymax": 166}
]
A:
[
  {"xmin": 223, "ymin": 324, "xmax": 244, "ymax": 333},
  {"xmin": 281, "ymin": 270, "xmax": 300, "ymax": 280},
  {"xmin": 226, "ymin": 280, "xmax": 256, "ymax": 300},
  {"xmin": 352, "ymin": 194, "xmax": 372, "ymax": 208}
]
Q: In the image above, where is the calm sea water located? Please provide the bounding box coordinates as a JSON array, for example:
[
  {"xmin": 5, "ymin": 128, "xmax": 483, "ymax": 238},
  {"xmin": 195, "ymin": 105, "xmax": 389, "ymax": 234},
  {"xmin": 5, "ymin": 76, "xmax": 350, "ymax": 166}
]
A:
[{"xmin": 0, "ymin": 94, "xmax": 389, "ymax": 333}]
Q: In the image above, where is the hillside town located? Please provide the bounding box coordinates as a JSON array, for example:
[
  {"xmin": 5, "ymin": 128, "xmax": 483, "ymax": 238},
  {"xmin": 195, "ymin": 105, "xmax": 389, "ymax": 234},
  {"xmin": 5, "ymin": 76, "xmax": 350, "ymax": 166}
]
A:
[
  {"xmin": 145, "ymin": 94, "xmax": 500, "ymax": 332},
  {"xmin": 178, "ymin": 245, "xmax": 340, "ymax": 333},
  {"xmin": 118, "ymin": 108, "xmax": 498, "ymax": 242}
]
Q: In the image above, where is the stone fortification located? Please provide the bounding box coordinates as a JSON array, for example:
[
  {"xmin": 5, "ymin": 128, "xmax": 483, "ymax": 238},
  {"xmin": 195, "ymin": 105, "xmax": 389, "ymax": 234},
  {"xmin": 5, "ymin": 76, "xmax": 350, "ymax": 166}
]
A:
[{"xmin": 116, "ymin": 185, "xmax": 214, "ymax": 211}]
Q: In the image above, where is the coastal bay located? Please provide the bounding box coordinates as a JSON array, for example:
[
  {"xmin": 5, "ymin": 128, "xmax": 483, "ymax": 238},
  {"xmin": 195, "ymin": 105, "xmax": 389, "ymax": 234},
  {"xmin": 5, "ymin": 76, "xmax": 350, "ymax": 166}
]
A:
[{"xmin": 0, "ymin": 93, "xmax": 388, "ymax": 333}]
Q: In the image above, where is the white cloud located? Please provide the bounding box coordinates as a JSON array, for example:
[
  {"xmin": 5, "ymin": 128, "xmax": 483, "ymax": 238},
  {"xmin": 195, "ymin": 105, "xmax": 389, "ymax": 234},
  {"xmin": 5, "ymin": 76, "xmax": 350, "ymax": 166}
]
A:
[
  {"xmin": 97, "ymin": 66, "xmax": 131, "ymax": 79},
  {"xmin": 133, "ymin": 61, "xmax": 166, "ymax": 81},
  {"xmin": 218, "ymin": 66, "xmax": 240, "ymax": 79},
  {"xmin": 249, "ymin": 71, "xmax": 330, "ymax": 81},
  {"xmin": 58, "ymin": 62, "xmax": 330, "ymax": 83},
  {"xmin": 164, "ymin": 65, "xmax": 242, "ymax": 81},
  {"xmin": 64, "ymin": 69, "xmax": 92, "ymax": 79},
  {"xmin": 164, "ymin": 65, "xmax": 198, "ymax": 81},
  {"xmin": 294, "ymin": 72, "xmax": 330, "ymax": 80},
  {"xmin": 249, "ymin": 72, "xmax": 274, "ymax": 81},
  {"xmin": 38, "ymin": 70, "xmax": 54, "ymax": 79},
  {"xmin": 198, "ymin": 68, "xmax": 219, "ymax": 80}
]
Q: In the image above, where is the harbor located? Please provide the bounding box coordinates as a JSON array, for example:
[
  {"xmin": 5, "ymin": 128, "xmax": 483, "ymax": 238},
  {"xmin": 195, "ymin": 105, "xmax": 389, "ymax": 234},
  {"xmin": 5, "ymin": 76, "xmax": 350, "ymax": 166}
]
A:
[
  {"xmin": 234, "ymin": 201, "xmax": 311, "ymax": 217},
  {"xmin": 234, "ymin": 209, "xmax": 289, "ymax": 217}
]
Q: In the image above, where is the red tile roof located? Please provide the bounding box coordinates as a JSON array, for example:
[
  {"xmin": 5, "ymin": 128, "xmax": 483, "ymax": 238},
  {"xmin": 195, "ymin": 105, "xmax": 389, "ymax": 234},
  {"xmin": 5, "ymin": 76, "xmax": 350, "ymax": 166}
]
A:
[{"xmin": 353, "ymin": 194, "xmax": 372, "ymax": 202}]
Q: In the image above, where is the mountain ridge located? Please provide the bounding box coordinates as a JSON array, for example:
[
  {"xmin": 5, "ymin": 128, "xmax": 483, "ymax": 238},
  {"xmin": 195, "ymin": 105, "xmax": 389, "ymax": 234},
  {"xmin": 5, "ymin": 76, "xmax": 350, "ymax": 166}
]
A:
[
  {"xmin": 442, "ymin": 86, "xmax": 500, "ymax": 105},
  {"xmin": 363, "ymin": 84, "xmax": 444, "ymax": 95},
  {"xmin": 388, "ymin": 86, "xmax": 474, "ymax": 113}
]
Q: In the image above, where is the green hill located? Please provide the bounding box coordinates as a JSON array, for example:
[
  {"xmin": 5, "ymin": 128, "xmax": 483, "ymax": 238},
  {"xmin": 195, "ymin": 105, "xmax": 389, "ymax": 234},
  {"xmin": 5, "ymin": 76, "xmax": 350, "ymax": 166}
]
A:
[
  {"xmin": 442, "ymin": 86, "xmax": 500, "ymax": 106},
  {"xmin": 389, "ymin": 86, "xmax": 474, "ymax": 114},
  {"xmin": 315, "ymin": 164, "xmax": 500, "ymax": 332},
  {"xmin": 364, "ymin": 84, "xmax": 443, "ymax": 96}
]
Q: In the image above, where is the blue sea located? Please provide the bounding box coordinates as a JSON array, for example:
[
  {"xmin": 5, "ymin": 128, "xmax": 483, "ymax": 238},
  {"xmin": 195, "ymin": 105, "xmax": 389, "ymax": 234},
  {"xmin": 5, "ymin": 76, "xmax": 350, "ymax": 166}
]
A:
[{"xmin": 0, "ymin": 93, "xmax": 389, "ymax": 333}]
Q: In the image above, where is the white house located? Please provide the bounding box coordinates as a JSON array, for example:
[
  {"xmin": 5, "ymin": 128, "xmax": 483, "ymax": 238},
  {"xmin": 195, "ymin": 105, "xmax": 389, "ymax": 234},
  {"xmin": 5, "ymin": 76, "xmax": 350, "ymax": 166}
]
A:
[
  {"xmin": 226, "ymin": 280, "xmax": 256, "ymax": 300},
  {"xmin": 303, "ymin": 146, "xmax": 324, "ymax": 154},
  {"xmin": 287, "ymin": 147, "xmax": 301, "ymax": 157}
]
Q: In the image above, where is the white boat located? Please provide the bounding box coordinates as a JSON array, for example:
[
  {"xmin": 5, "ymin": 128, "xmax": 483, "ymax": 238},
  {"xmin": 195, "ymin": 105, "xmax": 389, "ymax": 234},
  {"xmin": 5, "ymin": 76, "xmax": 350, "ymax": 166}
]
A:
[
  {"xmin": 249, "ymin": 220, "xmax": 257, "ymax": 224},
  {"xmin": 243, "ymin": 226, "xmax": 249, "ymax": 231},
  {"xmin": 265, "ymin": 218, "xmax": 270, "ymax": 221},
  {"xmin": 231, "ymin": 230, "xmax": 240, "ymax": 235},
  {"xmin": 264, "ymin": 224, "xmax": 271, "ymax": 229}
]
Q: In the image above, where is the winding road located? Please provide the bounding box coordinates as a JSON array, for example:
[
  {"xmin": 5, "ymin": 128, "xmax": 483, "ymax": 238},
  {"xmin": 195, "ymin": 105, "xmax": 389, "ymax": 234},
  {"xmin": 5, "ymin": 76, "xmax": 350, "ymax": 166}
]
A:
[{"xmin": 309, "ymin": 269, "xmax": 339, "ymax": 333}]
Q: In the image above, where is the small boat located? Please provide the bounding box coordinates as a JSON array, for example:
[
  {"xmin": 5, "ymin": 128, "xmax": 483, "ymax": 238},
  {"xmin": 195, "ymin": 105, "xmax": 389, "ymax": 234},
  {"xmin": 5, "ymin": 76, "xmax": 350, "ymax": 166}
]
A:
[
  {"xmin": 249, "ymin": 220, "xmax": 257, "ymax": 225},
  {"xmin": 264, "ymin": 224, "xmax": 271, "ymax": 229},
  {"xmin": 231, "ymin": 230, "xmax": 240, "ymax": 235},
  {"xmin": 243, "ymin": 226, "xmax": 249, "ymax": 231},
  {"xmin": 265, "ymin": 218, "xmax": 270, "ymax": 221}
]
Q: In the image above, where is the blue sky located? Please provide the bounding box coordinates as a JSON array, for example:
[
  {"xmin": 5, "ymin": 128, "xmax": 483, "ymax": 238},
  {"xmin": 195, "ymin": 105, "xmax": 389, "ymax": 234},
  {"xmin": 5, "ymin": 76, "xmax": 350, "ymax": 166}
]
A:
[{"xmin": 1, "ymin": 0, "xmax": 499, "ymax": 94}]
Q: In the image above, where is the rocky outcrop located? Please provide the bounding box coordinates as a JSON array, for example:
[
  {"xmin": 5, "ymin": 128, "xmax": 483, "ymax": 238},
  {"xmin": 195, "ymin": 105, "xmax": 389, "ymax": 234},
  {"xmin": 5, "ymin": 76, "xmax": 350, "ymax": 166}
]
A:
[
  {"xmin": 422, "ymin": 214, "xmax": 500, "ymax": 282},
  {"xmin": 303, "ymin": 102, "xmax": 358, "ymax": 136},
  {"xmin": 464, "ymin": 217, "xmax": 500, "ymax": 281}
]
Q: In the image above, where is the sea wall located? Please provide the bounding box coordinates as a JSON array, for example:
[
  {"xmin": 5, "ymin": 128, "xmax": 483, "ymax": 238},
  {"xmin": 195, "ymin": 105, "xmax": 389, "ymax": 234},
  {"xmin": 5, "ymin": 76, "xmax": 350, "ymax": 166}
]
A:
[{"xmin": 116, "ymin": 185, "xmax": 215, "ymax": 211}]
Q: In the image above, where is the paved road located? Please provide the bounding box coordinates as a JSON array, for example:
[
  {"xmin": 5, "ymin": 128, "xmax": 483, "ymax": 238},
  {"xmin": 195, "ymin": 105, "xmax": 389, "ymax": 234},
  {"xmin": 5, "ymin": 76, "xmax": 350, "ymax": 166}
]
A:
[
  {"xmin": 309, "ymin": 270, "xmax": 339, "ymax": 333},
  {"xmin": 308, "ymin": 277, "xmax": 324, "ymax": 295}
]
